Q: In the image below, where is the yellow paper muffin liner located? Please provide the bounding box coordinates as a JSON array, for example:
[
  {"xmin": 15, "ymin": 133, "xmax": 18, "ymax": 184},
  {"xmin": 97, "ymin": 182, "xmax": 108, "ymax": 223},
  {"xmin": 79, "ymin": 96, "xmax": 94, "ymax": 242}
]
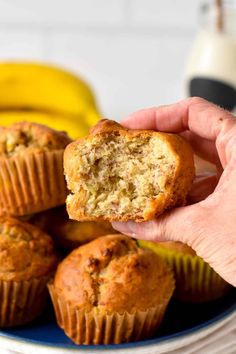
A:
[
  {"xmin": 139, "ymin": 241, "xmax": 231, "ymax": 302},
  {"xmin": 0, "ymin": 150, "xmax": 67, "ymax": 216},
  {"xmin": 48, "ymin": 283, "xmax": 173, "ymax": 345},
  {"xmin": 0, "ymin": 276, "xmax": 50, "ymax": 327}
]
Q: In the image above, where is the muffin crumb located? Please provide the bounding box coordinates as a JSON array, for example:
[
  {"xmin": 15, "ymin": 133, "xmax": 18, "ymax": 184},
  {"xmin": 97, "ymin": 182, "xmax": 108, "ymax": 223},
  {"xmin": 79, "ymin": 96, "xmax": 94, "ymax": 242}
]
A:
[{"xmin": 64, "ymin": 119, "xmax": 195, "ymax": 222}]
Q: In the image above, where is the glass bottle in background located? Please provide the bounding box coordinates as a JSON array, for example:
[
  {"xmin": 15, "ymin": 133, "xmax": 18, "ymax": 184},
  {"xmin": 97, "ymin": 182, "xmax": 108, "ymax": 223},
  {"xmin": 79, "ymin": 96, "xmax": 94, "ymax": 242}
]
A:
[{"xmin": 185, "ymin": 0, "xmax": 236, "ymax": 113}]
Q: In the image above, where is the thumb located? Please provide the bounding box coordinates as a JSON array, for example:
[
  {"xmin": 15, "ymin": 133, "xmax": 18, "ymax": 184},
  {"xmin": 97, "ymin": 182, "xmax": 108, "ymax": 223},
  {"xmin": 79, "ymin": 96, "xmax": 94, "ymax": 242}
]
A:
[{"xmin": 112, "ymin": 204, "xmax": 202, "ymax": 246}]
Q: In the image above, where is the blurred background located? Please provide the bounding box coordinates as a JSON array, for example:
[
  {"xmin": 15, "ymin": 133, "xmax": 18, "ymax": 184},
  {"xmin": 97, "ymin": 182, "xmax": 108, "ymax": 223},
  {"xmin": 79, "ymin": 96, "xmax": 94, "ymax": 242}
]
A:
[
  {"xmin": 0, "ymin": 0, "xmax": 202, "ymax": 119},
  {"xmin": 0, "ymin": 0, "xmax": 235, "ymax": 135}
]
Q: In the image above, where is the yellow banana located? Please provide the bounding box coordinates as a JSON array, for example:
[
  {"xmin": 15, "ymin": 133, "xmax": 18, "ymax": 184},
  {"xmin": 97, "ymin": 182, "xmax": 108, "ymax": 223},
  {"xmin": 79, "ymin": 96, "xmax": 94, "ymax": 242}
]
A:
[
  {"xmin": 0, "ymin": 62, "xmax": 100, "ymax": 126},
  {"xmin": 0, "ymin": 111, "xmax": 92, "ymax": 139}
]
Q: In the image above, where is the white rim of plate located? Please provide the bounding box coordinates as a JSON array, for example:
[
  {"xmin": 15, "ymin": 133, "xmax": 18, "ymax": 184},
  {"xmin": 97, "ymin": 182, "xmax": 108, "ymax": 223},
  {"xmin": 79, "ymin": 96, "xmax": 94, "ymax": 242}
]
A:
[{"xmin": 0, "ymin": 310, "xmax": 235, "ymax": 354}]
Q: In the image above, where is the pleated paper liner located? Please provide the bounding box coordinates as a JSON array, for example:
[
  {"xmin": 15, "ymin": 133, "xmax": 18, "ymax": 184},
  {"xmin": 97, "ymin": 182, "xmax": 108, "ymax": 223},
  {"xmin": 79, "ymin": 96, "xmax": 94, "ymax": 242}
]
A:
[
  {"xmin": 139, "ymin": 241, "xmax": 231, "ymax": 302},
  {"xmin": 0, "ymin": 150, "xmax": 67, "ymax": 216},
  {"xmin": 0, "ymin": 276, "xmax": 50, "ymax": 327},
  {"xmin": 48, "ymin": 283, "xmax": 174, "ymax": 345}
]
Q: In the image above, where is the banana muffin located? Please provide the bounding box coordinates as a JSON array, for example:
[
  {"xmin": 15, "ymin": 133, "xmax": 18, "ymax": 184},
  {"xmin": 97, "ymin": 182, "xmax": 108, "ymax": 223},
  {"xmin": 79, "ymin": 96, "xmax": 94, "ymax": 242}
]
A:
[
  {"xmin": 139, "ymin": 240, "xmax": 231, "ymax": 302},
  {"xmin": 48, "ymin": 234, "xmax": 175, "ymax": 345},
  {"xmin": 30, "ymin": 206, "xmax": 118, "ymax": 251},
  {"xmin": 64, "ymin": 119, "xmax": 195, "ymax": 222},
  {"xmin": 0, "ymin": 217, "xmax": 58, "ymax": 327},
  {"xmin": 0, "ymin": 121, "xmax": 72, "ymax": 216}
]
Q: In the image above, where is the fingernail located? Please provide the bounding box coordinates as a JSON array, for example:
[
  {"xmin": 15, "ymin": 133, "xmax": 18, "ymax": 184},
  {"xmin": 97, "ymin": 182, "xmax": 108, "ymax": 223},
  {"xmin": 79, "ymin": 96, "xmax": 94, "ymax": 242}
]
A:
[{"xmin": 112, "ymin": 221, "xmax": 137, "ymax": 237}]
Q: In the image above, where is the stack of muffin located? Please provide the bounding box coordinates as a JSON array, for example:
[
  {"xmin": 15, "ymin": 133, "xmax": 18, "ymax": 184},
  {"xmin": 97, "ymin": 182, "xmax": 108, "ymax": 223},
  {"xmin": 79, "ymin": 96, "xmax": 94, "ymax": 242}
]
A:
[
  {"xmin": 0, "ymin": 121, "xmax": 231, "ymax": 346},
  {"xmin": 0, "ymin": 121, "xmax": 68, "ymax": 327},
  {"xmin": 0, "ymin": 121, "xmax": 174, "ymax": 344}
]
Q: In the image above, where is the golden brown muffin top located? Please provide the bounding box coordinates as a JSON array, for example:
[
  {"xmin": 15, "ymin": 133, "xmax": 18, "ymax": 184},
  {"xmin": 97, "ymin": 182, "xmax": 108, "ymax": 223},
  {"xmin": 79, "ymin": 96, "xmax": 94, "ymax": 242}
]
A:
[
  {"xmin": 53, "ymin": 234, "xmax": 175, "ymax": 313},
  {"xmin": 0, "ymin": 217, "xmax": 58, "ymax": 281},
  {"xmin": 30, "ymin": 206, "xmax": 118, "ymax": 250},
  {"xmin": 0, "ymin": 121, "xmax": 72, "ymax": 156},
  {"xmin": 56, "ymin": 220, "xmax": 118, "ymax": 249}
]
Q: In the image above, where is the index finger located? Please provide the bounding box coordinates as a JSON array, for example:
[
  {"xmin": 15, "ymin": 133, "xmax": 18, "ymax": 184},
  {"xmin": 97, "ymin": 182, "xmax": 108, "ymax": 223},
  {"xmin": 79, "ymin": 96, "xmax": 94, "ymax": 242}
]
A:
[{"xmin": 122, "ymin": 97, "xmax": 234, "ymax": 142}]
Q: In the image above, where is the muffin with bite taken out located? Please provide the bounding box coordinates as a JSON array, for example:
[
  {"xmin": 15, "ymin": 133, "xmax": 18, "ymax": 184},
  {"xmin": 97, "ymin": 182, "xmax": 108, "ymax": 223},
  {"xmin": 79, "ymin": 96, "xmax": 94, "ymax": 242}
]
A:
[{"xmin": 64, "ymin": 119, "xmax": 195, "ymax": 222}]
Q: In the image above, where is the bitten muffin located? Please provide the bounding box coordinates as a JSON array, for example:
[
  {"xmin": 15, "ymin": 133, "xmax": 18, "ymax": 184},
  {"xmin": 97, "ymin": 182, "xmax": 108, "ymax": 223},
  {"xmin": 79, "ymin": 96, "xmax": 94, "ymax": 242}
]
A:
[
  {"xmin": 0, "ymin": 121, "xmax": 72, "ymax": 216},
  {"xmin": 64, "ymin": 119, "xmax": 195, "ymax": 222},
  {"xmin": 48, "ymin": 234, "xmax": 175, "ymax": 345},
  {"xmin": 30, "ymin": 206, "xmax": 118, "ymax": 251},
  {"xmin": 138, "ymin": 240, "xmax": 231, "ymax": 302},
  {"xmin": 0, "ymin": 217, "xmax": 58, "ymax": 327}
]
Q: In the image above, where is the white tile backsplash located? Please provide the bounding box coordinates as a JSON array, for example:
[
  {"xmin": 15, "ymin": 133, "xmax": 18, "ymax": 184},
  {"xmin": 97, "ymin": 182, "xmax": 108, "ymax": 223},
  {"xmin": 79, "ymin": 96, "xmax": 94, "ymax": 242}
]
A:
[
  {"xmin": 0, "ymin": 0, "xmax": 200, "ymax": 118},
  {"xmin": 0, "ymin": 0, "xmax": 127, "ymax": 27},
  {"xmin": 0, "ymin": 29, "xmax": 45, "ymax": 60},
  {"xmin": 48, "ymin": 31, "xmax": 193, "ymax": 119},
  {"xmin": 129, "ymin": 0, "xmax": 201, "ymax": 30}
]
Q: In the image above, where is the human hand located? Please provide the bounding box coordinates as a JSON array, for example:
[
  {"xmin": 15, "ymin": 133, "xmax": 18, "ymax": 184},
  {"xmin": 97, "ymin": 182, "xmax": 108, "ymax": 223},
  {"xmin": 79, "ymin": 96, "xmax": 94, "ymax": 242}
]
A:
[{"xmin": 112, "ymin": 97, "xmax": 236, "ymax": 286}]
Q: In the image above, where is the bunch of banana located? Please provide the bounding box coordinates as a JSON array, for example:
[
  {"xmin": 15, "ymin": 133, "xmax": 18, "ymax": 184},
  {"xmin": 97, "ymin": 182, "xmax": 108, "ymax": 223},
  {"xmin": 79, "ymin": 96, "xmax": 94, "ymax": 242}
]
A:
[{"xmin": 0, "ymin": 62, "xmax": 100, "ymax": 138}]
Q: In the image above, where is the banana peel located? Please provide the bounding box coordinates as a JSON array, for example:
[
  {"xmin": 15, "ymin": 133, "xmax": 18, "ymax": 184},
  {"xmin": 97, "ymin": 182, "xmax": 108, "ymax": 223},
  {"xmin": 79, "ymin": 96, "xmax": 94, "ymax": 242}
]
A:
[
  {"xmin": 0, "ymin": 62, "xmax": 101, "ymax": 128},
  {"xmin": 0, "ymin": 111, "xmax": 95, "ymax": 139}
]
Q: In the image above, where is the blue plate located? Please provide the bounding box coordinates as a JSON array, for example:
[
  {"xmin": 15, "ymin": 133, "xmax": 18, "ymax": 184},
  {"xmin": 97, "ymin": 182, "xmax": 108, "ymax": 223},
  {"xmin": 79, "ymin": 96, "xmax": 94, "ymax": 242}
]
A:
[{"xmin": 0, "ymin": 289, "xmax": 235, "ymax": 350}]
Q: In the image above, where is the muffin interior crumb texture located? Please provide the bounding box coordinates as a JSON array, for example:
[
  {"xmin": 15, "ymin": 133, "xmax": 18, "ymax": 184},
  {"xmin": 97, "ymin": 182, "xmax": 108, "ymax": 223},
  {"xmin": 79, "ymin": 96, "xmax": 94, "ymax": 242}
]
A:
[{"xmin": 67, "ymin": 133, "xmax": 175, "ymax": 218}]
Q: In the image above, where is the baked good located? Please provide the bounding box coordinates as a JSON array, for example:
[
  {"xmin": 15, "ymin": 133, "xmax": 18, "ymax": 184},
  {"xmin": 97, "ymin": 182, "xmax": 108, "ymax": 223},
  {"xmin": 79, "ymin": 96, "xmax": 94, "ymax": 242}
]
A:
[
  {"xmin": 0, "ymin": 217, "xmax": 58, "ymax": 327},
  {"xmin": 48, "ymin": 234, "xmax": 175, "ymax": 344},
  {"xmin": 138, "ymin": 240, "xmax": 231, "ymax": 302},
  {"xmin": 30, "ymin": 206, "xmax": 118, "ymax": 251},
  {"xmin": 64, "ymin": 119, "xmax": 195, "ymax": 222},
  {"xmin": 0, "ymin": 121, "xmax": 72, "ymax": 216},
  {"xmin": 52, "ymin": 219, "xmax": 118, "ymax": 250}
]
